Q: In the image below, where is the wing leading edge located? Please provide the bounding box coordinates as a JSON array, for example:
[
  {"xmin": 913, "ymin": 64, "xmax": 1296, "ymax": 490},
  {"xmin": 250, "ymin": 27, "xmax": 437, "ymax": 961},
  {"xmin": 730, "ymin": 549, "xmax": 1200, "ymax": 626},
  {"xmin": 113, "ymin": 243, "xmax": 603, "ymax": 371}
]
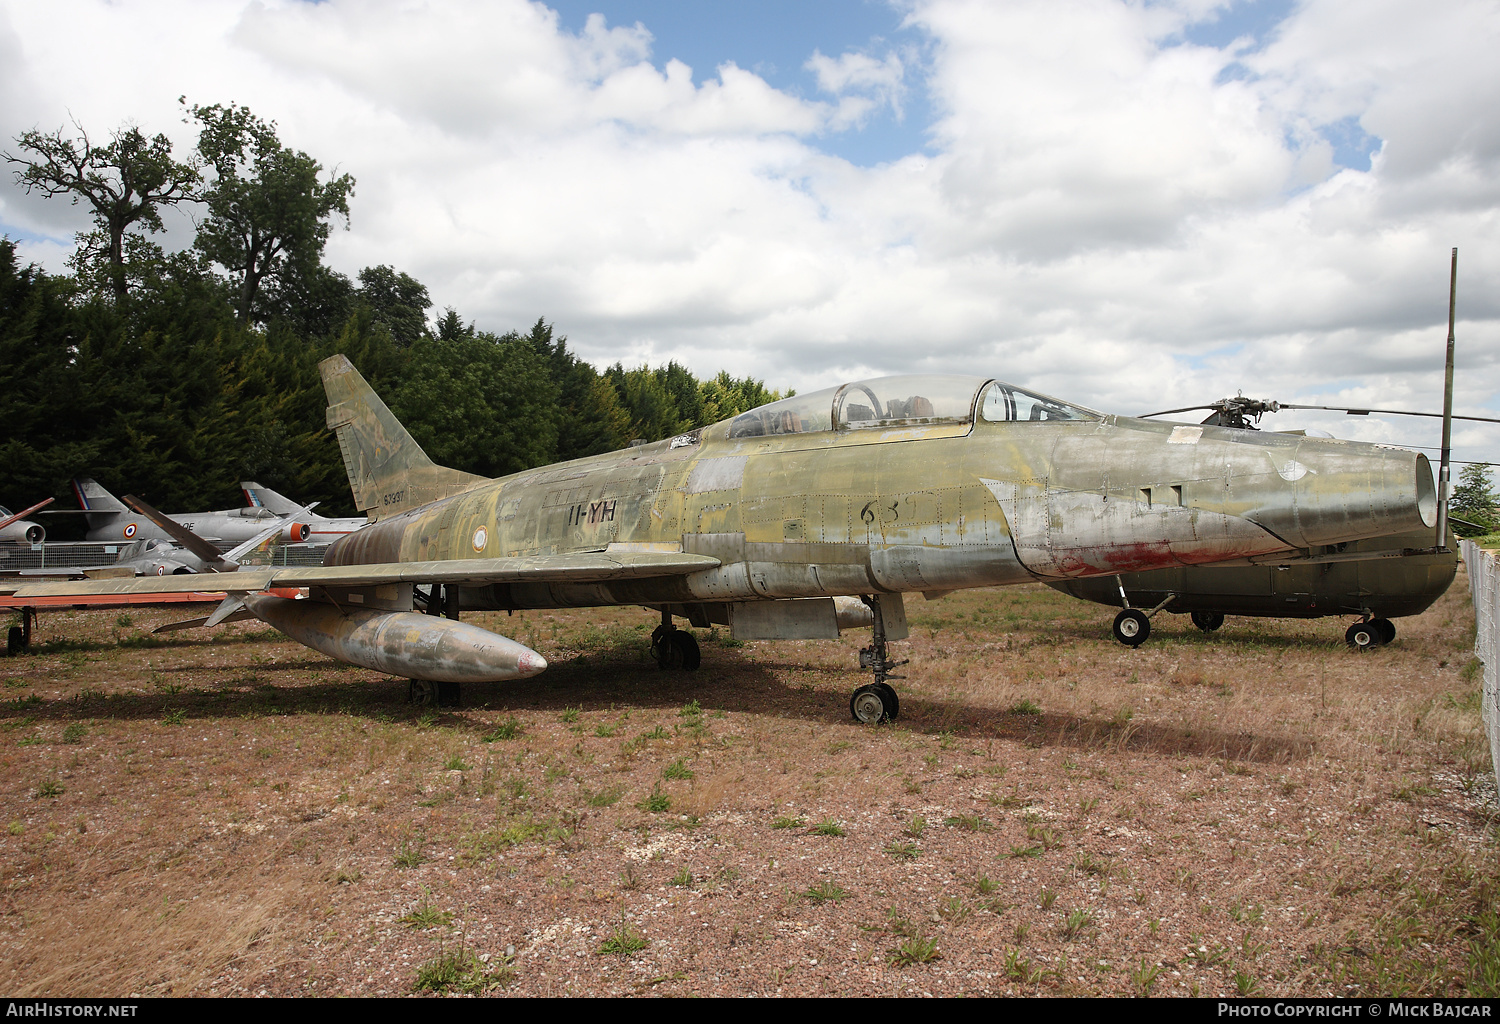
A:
[{"xmin": 6, "ymin": 550, "xmax": 722, "ymax": 600}]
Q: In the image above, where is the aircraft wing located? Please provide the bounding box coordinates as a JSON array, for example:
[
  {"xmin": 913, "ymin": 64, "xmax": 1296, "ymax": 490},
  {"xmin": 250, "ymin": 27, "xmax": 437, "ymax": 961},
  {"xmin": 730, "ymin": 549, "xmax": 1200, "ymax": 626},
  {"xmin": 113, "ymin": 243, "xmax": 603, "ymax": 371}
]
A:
[
  {"xmin": 0, "ymin": 497, "xmax": 54, "ymax": 531},
  {"xmin": 5, "ymin": 551, "xmax": 721, "ymax": 600}
]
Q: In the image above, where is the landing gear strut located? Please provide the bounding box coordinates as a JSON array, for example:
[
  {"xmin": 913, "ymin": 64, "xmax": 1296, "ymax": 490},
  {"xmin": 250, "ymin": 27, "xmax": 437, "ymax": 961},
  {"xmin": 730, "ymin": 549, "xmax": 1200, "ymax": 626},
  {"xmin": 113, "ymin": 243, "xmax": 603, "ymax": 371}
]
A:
[
  {"xmin": 850, "ymin": 595, "xmax": 905, "ymax": 724},
  {"xmin": 6, "ymin": 607, "xmax": 34, "ymax": 657},
  {"xmin": 650, "ymin": 609, "xmax": 700, "ymax": 671}
]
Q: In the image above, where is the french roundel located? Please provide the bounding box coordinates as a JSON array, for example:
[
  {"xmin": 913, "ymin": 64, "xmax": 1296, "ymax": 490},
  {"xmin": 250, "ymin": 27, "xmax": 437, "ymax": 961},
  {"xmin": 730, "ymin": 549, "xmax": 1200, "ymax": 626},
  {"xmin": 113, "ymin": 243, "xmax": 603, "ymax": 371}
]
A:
[
  {"xmin": 124, "ymin": 523, "xmax": 137, "ymax": 539},
  {"xmin": 156, "ymin": 565, "xmax": 165, "ymax": 575},
  {"xmin": 472, "ymin": 525, "xmax": 489, "ymax": 552}
]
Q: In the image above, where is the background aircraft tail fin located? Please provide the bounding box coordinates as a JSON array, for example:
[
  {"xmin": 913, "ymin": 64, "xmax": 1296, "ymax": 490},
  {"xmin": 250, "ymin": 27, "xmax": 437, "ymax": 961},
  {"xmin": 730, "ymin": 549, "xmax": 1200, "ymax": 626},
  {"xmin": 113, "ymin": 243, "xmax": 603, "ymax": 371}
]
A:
[
  {"xmin": 319, "ymin": 355, "xmax": 488, "ymax": 520},
  {"xmin": 241, "ymin": 481, "xmax": 299, "ymax": 516},
  {"xmin": 71, "ymin": 477, "xmax": 130, "ymax": 532}
]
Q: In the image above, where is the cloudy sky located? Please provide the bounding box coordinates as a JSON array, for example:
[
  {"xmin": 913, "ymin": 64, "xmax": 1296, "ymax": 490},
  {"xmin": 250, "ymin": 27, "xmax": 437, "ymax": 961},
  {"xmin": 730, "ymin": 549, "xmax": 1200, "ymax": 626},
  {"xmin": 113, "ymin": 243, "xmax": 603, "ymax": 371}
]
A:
[{"xmin": 1, "ymin": 0, "xmax": 1497, "ymax": 464}]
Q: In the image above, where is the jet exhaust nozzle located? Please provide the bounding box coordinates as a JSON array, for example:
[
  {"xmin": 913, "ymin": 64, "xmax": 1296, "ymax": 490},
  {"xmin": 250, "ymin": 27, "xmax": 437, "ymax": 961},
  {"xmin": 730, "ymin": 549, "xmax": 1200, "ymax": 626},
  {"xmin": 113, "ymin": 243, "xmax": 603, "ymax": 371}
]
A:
[
  {"xmin": 1264, "ymin": 446, "xmax": 1438, "ymax": 548},
  {"xmin": 243, "ymin": 594, "xmax": 547, "ymax": 682}
]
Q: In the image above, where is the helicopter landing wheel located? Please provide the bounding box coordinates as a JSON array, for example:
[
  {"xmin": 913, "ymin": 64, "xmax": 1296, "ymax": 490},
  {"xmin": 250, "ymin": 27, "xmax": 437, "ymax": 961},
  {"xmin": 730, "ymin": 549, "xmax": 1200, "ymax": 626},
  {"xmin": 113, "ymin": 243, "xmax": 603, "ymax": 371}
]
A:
[
  {"xmin": 1345, "ymin": 620, "xmax": 1381, "ymax": 651},
  {"xmin": 1190, "ymin": 610, "xmax": 1225, "ymax": 633},
  {"xmin": 1371, "ymin": 618, "xmax": 1396, "ymax": 645},
  {"xmin": 1112, "ymin": 608, "xmax": 1151, "ymax": 647}
]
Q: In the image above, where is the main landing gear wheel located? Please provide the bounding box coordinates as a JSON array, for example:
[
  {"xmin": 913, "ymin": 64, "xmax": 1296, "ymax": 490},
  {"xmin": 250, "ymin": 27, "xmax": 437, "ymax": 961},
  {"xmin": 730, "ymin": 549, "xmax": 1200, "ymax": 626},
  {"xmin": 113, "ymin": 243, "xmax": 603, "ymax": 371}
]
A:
[
  {"xmin": 1345, "ymin": 621, "xmax": 1381, "ymax": 651},
  {"xmin": 650, "ymin": 622, "xmax": 700, "ymax": 671},
  {"xmin": 873, "ymin": 682, "xmax": 899, "ymax": 720},
  {"xmin": 850, "ymin": 683, "xmax": 895, "ymax": 724},
  {"xmin": 1190, "ymin": 610, "xmax": 1225, "ymax": 633},
  {"xmin": 1112, "ymin": 608, "xmax": 1151, "ymax": 647},
  {"xmin": 409, "ymin": 679, "xmax": 462, "ymax": 706},
  {"xmin": 1371, "ymin": 618, "xmax": 1396, "ymax": 645}
]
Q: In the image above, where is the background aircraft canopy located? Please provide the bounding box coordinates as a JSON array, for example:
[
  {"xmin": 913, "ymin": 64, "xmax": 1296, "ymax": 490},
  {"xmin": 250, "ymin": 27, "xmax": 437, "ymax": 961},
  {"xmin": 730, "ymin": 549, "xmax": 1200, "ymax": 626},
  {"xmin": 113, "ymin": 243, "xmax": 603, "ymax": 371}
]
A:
[{"xmin": 727, "ymin": 374, "xmax": 1099, "ymax": 439}]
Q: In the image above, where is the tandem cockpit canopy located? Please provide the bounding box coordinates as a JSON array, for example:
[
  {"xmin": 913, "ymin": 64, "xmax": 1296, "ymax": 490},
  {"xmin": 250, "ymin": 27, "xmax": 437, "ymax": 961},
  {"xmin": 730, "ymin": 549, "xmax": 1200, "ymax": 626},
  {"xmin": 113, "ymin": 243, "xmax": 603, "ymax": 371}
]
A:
[{"xmin": 725, "ymin": 374, "xmax": 1099, "ymax": 439}]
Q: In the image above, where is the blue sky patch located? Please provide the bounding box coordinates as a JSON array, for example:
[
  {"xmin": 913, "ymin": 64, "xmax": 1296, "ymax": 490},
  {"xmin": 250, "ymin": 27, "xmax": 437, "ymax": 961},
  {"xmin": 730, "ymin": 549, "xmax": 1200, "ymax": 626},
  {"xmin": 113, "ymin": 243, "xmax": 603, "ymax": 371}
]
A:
[
  {"xmin": 1319, "ymin": 116, "xmax": 1382, "ymax": 172},
  {"xmin": 547, "ymin": 0, "xmax": 934, "ymax": 165},
  {"xmin": 1181, "ymin": 0, "xmax": 1298, "ymax": 52}
]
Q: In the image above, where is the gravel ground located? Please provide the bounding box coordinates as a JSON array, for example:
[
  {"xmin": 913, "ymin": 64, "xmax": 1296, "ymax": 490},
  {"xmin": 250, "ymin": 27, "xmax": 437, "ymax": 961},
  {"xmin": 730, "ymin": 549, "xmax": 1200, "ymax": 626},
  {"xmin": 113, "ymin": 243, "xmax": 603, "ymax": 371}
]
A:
[{"xmin": 0, "ymin": 573, "xmax": 1495, "ymax": 997}]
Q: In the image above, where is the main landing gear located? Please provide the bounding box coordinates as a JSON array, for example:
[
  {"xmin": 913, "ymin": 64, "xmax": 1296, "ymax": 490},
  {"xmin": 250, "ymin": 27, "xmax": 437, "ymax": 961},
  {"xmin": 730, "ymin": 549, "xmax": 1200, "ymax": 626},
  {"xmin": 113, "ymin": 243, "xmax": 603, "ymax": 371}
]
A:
[
  {"xmin": 1110, "ymin": 578, "xmax": 1176, "ymax": 648},
  {"xmin": 1190, "ymin": 610, "xmax": 1225, "ymax": 633},
  {"xmin": 1346, "ymin": 617, "xmax": 1395, "ymax": 651},
  {"xmin": 850, "ymin": 595, "xmax": 905, "ymax": 724},
  {"xmin": 651, "ymin": 609, "xmax": 701, "ymax": 671},
  {"xmin": 410, "ymin": 585, "xmax": 462, "ymax": 706},
  {"xmin": 5, "ymin": 608, "xmax": 34, "ymax": 657}
]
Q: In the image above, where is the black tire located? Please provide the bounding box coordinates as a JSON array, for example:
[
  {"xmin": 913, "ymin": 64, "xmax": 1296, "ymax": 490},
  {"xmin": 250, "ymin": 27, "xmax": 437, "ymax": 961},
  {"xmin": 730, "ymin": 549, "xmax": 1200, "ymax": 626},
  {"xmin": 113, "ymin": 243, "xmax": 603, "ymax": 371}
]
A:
[
  {"xmin": 1371, "ymin": 618, "xmax": 1396, "ymax": 645},
  {"xmin": 6, "ymin": 626, "xmax": 22, "ymax": 657},
  {"xmin": 1190, "ymin": 610, "xmax": 1225, "ymax": 633},
  {"xmin": 1346, "ymin": 621, "xmax": 1379, "ymax": 651},
  {"xmin": 850, "ymin": 683, "xmax": 893, "ymax": 724},
  {"xmin": 873, "ymin": 682, "xmax": 900, "ymax": 720},
  {"xmin": 670, "ymin": 631, "xmax": 701, "ymax": 671},
  {"xmin": 1112, "ymin": 609, "xmax": 1151, "ymax": 647}
]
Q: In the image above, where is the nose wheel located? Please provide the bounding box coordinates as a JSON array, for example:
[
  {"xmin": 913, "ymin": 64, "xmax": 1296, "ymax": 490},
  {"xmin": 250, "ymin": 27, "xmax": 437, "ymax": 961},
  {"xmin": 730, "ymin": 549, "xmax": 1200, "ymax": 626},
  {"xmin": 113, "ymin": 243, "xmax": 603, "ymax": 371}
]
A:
[
  {"xmin": 850, "ymin": 595, "xmax": 905, "ymax": 724},
  {"xmin": 1112, "ymin": 608, "xmax": 1151, "ymax": 647}
]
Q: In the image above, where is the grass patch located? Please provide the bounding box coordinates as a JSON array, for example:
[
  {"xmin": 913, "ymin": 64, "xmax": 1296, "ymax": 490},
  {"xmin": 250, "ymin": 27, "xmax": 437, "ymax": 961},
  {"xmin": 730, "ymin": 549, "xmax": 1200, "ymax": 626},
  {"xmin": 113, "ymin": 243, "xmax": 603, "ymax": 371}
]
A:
[
  {"xmin": 599, "ymin": 923, "xmax": 649, "ymax": 957},
  {"xmin": 888, "ymin": 934, "xmax": 941, "ymax": 967},
  {"xmin": 808, "ymin": 818, "xmax": 846, "ymax": 837},
  {"xmin": 483, "ymin": 716, "xmax": 524, "ymax": 741},
  {"xmin": 413, "ymin": 943, "xmax": 514, "ymax": 994},
  {"xmin": 662, "ymin": 759, "xmax": 694, "ymax": 780},
  {"xmin": 802, "ymin": 881, "xmax": 849, "ymax": 904}
]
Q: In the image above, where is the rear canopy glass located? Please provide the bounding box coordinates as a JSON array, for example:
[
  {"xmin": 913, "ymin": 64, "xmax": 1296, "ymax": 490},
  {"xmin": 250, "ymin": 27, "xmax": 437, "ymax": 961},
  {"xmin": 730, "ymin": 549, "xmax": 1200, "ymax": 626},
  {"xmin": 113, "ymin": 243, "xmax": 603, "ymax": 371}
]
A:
[{"xmin": 725, "ymin": 375, "xmax": 1097, "ymax": 437}]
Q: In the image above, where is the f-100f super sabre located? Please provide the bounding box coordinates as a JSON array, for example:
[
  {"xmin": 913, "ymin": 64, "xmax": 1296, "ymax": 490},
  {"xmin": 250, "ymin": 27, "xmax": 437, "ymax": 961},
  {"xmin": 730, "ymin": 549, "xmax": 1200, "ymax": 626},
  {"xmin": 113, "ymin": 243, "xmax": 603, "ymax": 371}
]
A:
[{"xmin": 9, "ymin": 355, "xmax": 1439, "ymax": 719}]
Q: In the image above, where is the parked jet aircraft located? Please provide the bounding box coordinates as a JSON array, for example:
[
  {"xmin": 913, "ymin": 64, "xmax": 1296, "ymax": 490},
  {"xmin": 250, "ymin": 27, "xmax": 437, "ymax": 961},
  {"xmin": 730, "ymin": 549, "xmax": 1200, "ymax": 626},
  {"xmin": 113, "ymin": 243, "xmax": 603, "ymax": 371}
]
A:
[
  {"xmin": 241, "ymin": 482, "xmax": 368, "ymax": 544},
  {"xmin": 1049, "ymin": 524, "xmax": 1457, "ymax": 649},
  {"xmin": 10, "ymin": 356, "xmax": 1439, "ymax": 718},
  {"xmin": 68, "ymin": 478, "xmax": 312, "ymax": 548},
  {"xmin": 0, "ymin": 498, "xmax": 53, "ymax": 544}
]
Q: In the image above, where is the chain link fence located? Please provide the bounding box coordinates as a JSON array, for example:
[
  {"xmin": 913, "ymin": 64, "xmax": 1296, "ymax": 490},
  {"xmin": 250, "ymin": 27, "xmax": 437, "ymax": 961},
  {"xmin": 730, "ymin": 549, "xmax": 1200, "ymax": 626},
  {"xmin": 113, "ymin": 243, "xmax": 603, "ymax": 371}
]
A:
[{"xmin": 1460, "ymin": 540, "xmax": 1500, "ymax": 793}]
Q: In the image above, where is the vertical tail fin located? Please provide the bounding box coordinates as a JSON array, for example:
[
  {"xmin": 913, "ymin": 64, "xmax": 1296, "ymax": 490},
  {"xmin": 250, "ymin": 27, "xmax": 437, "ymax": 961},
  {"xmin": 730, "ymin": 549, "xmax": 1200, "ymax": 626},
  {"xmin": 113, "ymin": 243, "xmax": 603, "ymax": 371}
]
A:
[
  {"xmin": 71, "ymin": 477, "xmax": 130, "ymax": 534},
  {"xmin": 319, "ymin": 355, "xmax": 488, "ymax": 521},
  {"xmin": 240, "ymin": 481, "xmax": 298, "ymax": 516}
]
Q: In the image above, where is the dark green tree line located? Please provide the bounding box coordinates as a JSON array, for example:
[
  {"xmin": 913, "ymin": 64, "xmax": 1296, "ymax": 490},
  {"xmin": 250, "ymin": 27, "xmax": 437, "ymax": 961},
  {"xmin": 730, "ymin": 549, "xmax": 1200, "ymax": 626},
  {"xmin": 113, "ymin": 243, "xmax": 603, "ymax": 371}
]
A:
[{"xmin": 3, "ymin": 108, "xmax": 786, "ymax": 535}]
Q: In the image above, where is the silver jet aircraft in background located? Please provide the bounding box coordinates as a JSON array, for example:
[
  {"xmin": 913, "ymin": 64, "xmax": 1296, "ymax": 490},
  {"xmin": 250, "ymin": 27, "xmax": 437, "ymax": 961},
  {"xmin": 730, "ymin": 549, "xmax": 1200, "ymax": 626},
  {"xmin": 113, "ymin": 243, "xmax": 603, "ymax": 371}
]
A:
[
  {"xmin": 69, "ymin": 477, "xmax": 313, "ymax": 549},
  {"xmin": 240, "ymin": 482, "xmax": 369, "ymax": 545}
]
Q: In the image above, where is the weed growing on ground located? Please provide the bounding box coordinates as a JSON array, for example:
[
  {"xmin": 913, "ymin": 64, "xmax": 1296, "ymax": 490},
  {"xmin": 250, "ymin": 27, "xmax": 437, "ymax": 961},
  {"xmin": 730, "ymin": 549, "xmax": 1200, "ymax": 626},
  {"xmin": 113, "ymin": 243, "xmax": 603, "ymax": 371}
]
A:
[
  {"xmin": 599, "ymin": 923, "xmax": 649, "ymax": 957},
  {"xmin": 483, "ymin": 717, "xmax": 524, "ymax": 741},
  {"xmin": 662, "ymin": 759, "xmax": 694, "ymax": 780},
  {"xmin": 771, "ymin": 816, "xmax": 804, "ymax": 830},
  {"xmin": 394, "ymin": 840, "xmax": 425, "ymax": 869},
  {"xmin": 809, "ymin": 818, "xmax": 846, "ymax": 837},
  {"xmin": 413, "ymin": 942, "xmax": 514, "ymax": 994},
  {"xmin": 888, "ymin": 934, "xmax": 941, "ymax": 967},
  {"xmin": 885, "ymin": 841, "xmax": 919, "ymax": 861},
  {"xmin": 802, "ymin": 881, "xmax": 849, "ymax": 904}
]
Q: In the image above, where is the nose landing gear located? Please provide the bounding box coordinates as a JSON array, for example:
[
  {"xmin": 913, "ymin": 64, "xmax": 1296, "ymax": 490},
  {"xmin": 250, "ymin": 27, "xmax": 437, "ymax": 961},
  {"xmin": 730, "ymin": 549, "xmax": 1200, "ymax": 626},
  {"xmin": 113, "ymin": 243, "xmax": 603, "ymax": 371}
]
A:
[{"xmin": 850, "ymin": 595, "xmax": 905, "ymax": 724}]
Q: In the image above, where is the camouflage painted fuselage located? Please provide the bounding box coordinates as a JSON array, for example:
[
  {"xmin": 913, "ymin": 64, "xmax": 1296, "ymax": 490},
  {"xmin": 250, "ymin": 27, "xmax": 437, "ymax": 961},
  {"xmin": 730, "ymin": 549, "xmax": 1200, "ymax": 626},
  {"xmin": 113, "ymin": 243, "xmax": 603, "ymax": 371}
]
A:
[{"xmin": 324, "ymin": 380, "xmax": 1437, "ymax": 620}]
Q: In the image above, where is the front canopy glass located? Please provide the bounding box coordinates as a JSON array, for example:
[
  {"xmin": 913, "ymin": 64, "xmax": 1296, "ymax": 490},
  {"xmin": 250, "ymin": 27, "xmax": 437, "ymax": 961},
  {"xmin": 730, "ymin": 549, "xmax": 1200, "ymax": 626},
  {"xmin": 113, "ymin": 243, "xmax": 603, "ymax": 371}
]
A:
[{"xmin": 725, "ymin": 374, "xmax": 1098, "ymax": 438}]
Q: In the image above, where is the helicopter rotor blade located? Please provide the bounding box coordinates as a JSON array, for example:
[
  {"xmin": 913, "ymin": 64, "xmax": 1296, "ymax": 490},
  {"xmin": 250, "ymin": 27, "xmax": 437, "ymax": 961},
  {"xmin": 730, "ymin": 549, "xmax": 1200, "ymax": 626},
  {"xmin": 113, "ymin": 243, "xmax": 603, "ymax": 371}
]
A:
[
  {"xmin": 1137, "ymin": 405, "xmax": 1220, "ymax": 419},
  {"xmin": 1276, "ymin": 403, "xmax": 1500, "ymax": 425}
]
